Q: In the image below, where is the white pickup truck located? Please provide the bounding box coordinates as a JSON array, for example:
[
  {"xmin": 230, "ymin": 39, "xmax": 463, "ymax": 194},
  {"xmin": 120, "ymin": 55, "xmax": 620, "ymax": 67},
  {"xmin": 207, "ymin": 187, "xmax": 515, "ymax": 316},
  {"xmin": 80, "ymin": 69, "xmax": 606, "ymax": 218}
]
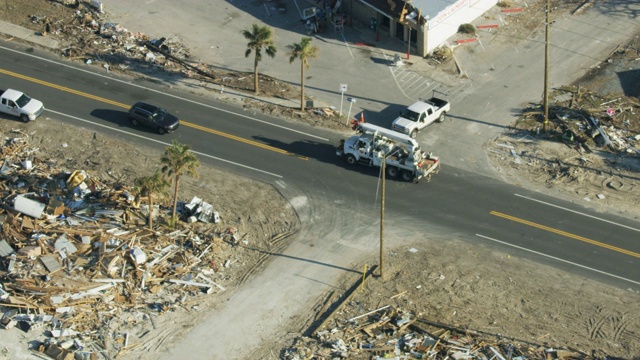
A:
[
  {"xmin": 0, "ymin": 89, "xmax": 45, "ymax": 122},
  {"xmin": 391, "ymin": 96, "xmax": 450, "ymax": 139}
]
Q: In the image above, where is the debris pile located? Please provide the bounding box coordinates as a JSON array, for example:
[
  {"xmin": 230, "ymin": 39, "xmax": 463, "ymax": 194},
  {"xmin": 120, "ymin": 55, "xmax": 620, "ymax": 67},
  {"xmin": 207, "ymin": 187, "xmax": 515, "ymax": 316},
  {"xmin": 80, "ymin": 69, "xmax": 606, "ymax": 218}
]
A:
[
  {"xmin": 489, "ymin": 87, "xmax": 640, "ymax": 186},
  {"xmin": 284, "ymin": 298, "xmax": 597, "ymax": 359},
  {"xmin": 517, "ymin": 88, "xmax": 640, "ymax": 156},
  {"xmin": 427, "ymin": 46, "xmax": 453, "ymax": 65},
  {"xmin": 0, "ymin": 132, "xmax": 253, "ymax": 358},
  {"xmin": 486, "ymin": 85, "xmax": 639, "ymax": 215}
]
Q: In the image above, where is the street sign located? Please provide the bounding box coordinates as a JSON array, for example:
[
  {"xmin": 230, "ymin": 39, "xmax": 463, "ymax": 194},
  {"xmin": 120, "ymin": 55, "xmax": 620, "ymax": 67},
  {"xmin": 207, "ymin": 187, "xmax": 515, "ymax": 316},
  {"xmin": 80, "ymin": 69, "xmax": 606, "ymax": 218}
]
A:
[
  {"xmin": 339, "ymin": 84, "xmax": 348, "ymax": 117},
  {"xmin": 346, "ymin": 97, "xmax": 357, "ymax": 125}
]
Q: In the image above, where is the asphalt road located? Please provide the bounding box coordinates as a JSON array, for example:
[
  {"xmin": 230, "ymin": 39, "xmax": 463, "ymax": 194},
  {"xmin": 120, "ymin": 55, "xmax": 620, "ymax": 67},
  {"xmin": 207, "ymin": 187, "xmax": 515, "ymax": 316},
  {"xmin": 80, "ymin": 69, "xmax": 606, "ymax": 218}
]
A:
[
  {"xmin": 1, "ymin": 3, "xmax": 639, "ymax": 356},
  {"xmin": 1, "ymin": 43, "xmax": 638, "ymax": 288}
]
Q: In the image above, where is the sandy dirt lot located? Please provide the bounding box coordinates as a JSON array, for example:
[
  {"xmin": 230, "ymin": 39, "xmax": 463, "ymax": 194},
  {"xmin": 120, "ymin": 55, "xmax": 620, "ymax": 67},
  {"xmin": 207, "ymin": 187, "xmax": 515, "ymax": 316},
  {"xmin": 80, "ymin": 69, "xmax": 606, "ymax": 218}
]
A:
[{"xmin": 0, "ymin": 1, "xmax": 639, "ymax": 359}]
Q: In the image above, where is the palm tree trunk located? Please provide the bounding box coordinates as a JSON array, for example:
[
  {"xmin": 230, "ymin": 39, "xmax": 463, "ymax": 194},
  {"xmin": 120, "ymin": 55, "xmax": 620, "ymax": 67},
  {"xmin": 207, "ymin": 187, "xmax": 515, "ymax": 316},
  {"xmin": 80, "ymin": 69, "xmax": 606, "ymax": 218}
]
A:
[
  {"xmin": 148, "ymin": 195, "xmax": 154, "ymax": 230},
  {"xmin": 172, "ymin": 175, "xmax": 180, "ymax": 220},
  {"xmin": 300, "ymin": 61, "xmax": 305, "ymax": 111},
  {"xmin": 254, "ymin": 56, "xmax": 259, "ymax": 94}
]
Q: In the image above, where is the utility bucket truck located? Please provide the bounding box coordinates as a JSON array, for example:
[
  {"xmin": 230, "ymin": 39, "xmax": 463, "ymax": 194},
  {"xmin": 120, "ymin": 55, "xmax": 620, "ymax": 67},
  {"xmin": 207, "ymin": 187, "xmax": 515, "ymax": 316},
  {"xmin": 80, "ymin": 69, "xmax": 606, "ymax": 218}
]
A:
[{"xmin": 336, "ymin": 123, "xmax": 440, "ymax": 182}]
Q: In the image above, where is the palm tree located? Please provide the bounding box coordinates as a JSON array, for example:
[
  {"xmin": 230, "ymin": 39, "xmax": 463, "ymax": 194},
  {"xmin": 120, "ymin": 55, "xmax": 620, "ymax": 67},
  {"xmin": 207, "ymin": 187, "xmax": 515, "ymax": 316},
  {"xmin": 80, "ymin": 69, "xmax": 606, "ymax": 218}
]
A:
[
  {"xmin": 160, "ymin": 140, "xmax": 200, "ymax": 221},
  {"xmin": 242, "ymin": 24, "xmax": 277, "ymax": 95},
  {"xmin": 134, "ymin": 171, "xmax": 170, "ymax": 230},
  {"xmin": 286, "ymin": 37, "xmax": 319, "ymax": 111}
]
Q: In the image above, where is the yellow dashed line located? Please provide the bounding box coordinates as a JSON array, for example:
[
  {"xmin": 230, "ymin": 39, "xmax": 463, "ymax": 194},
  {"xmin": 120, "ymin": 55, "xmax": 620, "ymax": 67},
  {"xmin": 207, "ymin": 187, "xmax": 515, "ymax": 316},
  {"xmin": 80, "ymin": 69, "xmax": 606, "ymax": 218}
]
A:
[
  {"xmin": 0, "ymin": 68, "xmax": 307, "ymax": 159},
  {"xmin": 490, "ymin": 211, "xmax": 640, "ymax": 258}
]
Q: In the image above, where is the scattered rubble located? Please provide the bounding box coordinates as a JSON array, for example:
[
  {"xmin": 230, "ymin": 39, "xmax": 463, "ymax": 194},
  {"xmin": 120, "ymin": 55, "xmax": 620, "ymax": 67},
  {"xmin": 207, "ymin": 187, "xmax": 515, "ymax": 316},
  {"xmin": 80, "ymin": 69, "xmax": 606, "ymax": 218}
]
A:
[
  {"xmin": 0, "ymin": 130, "xmax": 273, "ymax": 358},
  {"xmin": 516, "ymin": 87, "xmax": 640, "ymax": 155},
  {"xmin": 281, "ymin": 267, "xmax": 604, "ymax": 360},
  {"xmin": 487, "ymin": 84, "xmax": 640, "ymax": 215}
]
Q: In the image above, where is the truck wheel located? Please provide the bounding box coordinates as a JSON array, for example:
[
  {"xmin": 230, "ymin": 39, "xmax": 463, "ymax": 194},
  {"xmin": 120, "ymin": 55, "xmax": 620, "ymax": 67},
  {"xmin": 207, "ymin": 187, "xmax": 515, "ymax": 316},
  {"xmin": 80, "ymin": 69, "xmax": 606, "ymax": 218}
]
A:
[
  {"xmin": 20, "ymin": 114, "xmax": 30, "ymax": 123},
  {"xmin": 386, "ymin": 166, "xmax": 399, "ymax": 178},
  {"xmin": 410, "ymin": 130, "xmax": 417, "ymax": 139},
  {"xmin": 346, "ymin": 154, "xmax": 357, "ymax": 165},
  {"xmin": 437, "ymin": 112, "xmax": 446, "ymax": 123},
  {"xmin": 157, "ymin": 127, "xmax": 166, "ymax": 135},
  {"xmin": 401, "ymin": 170, "xmax": 414, "ymax": 182},
  {"xmin": 130, "ymin": 118, "xmax": 139, "ymax": 126}
]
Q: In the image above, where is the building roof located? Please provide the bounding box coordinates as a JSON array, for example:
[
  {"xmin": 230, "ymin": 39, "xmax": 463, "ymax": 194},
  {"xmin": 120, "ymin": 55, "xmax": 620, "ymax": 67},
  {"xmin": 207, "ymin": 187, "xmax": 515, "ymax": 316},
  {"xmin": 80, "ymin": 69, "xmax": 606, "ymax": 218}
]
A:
[
  {"xmin": 362, "ymin": 0, "xmax": 404, "ymax": 19},
  {"xmin": 408, "ymin": 0, "xmax": 451, "ymax": 19},
  {"xmin": 360, "ymin": 0, "xmax": 451, "ymax": 23}
]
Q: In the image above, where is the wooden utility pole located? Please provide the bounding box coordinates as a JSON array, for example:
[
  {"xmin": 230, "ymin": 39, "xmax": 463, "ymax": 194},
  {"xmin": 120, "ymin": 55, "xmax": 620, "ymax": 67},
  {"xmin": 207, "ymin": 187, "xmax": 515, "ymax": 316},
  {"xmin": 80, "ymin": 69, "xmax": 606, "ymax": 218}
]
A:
[
  {"xmin": 543, "ymin": 0, "xmax": 550, "ymax": 132},
  {"xmin": 407, "ymin": 27, "xmax": 411, "ymax": 60},
  {"xmin": 379, "ymin": 158, "xmax": 385, "ymax": 278}
]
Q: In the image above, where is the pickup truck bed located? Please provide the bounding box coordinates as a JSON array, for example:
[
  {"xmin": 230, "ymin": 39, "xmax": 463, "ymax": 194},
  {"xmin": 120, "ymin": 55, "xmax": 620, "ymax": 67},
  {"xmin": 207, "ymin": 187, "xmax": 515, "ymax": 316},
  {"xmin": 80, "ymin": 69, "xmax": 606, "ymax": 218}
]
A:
[{"xmin": 425, "ymin": 97, "xmax": 448, "ymax": 109}]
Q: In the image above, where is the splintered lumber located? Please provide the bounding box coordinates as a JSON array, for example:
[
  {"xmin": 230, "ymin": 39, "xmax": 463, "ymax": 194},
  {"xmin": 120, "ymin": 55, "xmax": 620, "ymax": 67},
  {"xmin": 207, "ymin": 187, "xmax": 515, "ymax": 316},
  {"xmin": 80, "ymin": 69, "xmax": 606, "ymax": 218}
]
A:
[
  {"xmin": 362, "ymin": 345, "xmax": 395, "ymax": 352},
  {"xmin": 390, "ymin": 290, "xmax": 407, "ymax": 299},
  {"xmin": 36, "ymin": 228, "xmax": 100, "ymax": 236},
  {"xmin": 490, "ymin": 346, "xmax": 507, "ymax": 360},
  {"xmin": 358, "ymin": 318, "xmax": 390, "ymax": 337},
  {"xmin": 168, "ymin": 279, "xmax": 212, "ymax": 288},
  {"xmin": 348, "ymin": 305, "xmax": 391, "ymax": 322},
  {"xmin": 195, "ymin": 273, "xmax": 226, "ymax": 291}
]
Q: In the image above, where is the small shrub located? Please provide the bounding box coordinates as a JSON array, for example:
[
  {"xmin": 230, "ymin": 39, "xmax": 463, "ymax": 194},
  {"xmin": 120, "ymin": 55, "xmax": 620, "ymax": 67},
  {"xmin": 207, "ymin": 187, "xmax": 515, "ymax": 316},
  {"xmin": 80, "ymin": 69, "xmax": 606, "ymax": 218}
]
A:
[
  {"xmin": 165, "ymin": 215, "xmax": 178, "ymax": 229},
  {"xmin": 497, "ymin": 0, "xmax": 512, "ymax": 8},
  {"xmin": 458, "ymin": 23, "xmax": 475, "ymax": 35}
]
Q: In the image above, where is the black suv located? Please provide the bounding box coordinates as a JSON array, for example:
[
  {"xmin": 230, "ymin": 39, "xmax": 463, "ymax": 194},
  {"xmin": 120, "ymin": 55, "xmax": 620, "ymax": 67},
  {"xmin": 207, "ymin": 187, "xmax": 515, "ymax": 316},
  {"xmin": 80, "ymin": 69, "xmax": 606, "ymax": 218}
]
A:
[{"xmin": 128, "ymin": 102, "xmax": 180, "ymax": 134}]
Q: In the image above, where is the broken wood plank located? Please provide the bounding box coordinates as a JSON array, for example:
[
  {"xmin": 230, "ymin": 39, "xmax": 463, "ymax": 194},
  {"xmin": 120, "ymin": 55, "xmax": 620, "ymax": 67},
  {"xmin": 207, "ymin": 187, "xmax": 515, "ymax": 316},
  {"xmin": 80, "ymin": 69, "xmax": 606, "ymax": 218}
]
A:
[
  {"xmin": 348, "ymin": 305, "xmax": 390, "ymax": 322},
  {"xmin": 168, "ymin": 279, "xmax": 212, "ymax": 288}
]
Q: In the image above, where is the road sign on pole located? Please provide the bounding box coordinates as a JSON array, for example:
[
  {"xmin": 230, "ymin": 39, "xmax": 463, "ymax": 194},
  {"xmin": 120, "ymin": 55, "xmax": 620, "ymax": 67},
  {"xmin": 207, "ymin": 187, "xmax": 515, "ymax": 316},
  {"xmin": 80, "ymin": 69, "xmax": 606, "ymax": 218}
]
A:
[
  {"xmin": 346, "ymin": 97, "xmax": 356, "ymax": 125},
  {"xmin": 339, "ymin": 83, "xmax": 348, "ymax": 116}
]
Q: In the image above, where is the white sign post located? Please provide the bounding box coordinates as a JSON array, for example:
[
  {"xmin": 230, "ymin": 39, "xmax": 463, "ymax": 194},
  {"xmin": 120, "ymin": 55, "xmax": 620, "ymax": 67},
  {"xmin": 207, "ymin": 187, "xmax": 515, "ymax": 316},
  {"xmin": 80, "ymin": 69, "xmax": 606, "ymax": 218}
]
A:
[
  {"xmin": 346, "ymin": 97, "xmax": 356, "ymax": 126},
  {"xmin": 339, "ymin": 83, "xmax": 348, "ymax": 116}
]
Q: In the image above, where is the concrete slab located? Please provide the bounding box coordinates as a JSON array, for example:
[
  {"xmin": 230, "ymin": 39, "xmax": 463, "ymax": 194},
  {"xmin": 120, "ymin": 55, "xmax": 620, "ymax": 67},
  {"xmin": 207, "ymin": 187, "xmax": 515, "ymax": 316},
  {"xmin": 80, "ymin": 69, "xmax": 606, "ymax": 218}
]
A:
[{"xmin": 0, "ymin": 20, "xmax": 61, "ymax": 49}]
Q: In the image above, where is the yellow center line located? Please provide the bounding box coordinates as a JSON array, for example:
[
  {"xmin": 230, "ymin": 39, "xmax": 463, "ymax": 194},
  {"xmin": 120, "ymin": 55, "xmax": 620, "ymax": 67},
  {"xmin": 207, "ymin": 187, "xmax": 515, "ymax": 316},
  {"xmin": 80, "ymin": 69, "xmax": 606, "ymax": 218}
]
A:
[
  {"xmin": 490, "ymin": 211, "xmax": 640, "ymax": 258},
  {"xmin": 0, "ymin": 68, "xmax": 307, "ymax": 159},
  {"xmin": 0, "ymin": 67, "xmax": 129, "ymax": 107}
]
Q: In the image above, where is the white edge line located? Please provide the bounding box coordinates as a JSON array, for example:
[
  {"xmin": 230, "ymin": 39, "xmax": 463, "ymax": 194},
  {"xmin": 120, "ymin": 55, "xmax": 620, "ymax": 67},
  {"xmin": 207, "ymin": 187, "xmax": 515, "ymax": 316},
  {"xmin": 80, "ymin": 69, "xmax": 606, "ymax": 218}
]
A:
[
  {"xmin": 342, "ymin": 32, "xmax": 354, "ymax": 60},
  {"xmin": 293, "ymin": 0, "xmax": 302, "ymax": 18},
  {"xmin": 514, "ymin": 193, "xmax": 640, "ymax": 233},
  {"xmin": 476, "ymin": 234, "xmax": 640, "ymax": 286},
  {"xmin": 383, "ymin": 52, "xmax": 411, "ymax": 100},
  {"xmin": 0, "ymin": 44, "xmax": 329, "ymax": 142},
  {"xmin": 46, "ymin": 109, "xmax": 283, "ymax": 179}
]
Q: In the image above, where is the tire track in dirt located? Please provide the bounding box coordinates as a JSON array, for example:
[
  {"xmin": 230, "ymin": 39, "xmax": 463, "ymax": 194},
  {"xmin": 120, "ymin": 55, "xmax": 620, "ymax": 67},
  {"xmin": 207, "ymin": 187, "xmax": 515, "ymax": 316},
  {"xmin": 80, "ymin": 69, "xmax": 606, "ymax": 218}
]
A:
[
  {"xmin": 237, "ymin": 231, "xmax": 295, "ymax": 286},
  {"xmin": 586, "ymin": 307, "xmax": 634, "ymax": 343}
]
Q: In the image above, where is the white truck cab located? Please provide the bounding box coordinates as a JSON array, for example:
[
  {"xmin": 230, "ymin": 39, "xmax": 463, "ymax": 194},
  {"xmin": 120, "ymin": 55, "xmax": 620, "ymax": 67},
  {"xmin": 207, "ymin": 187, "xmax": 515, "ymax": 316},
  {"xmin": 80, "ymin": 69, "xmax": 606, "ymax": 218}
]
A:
[{"xmin": 0, "ymin": 89, "xmax": 45, "ymax": 122}]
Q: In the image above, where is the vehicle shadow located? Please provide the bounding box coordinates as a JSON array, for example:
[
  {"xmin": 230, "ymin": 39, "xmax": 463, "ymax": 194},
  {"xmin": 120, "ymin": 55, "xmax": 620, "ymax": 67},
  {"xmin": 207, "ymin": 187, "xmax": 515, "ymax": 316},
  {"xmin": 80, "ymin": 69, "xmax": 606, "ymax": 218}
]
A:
[
  {"xmin": 0, "ymin": 112, "xmax": 30, "ymax": 123},
  {"xmin": 252, "ymin": 135, "xmax": 418, "ymax": 182}
]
